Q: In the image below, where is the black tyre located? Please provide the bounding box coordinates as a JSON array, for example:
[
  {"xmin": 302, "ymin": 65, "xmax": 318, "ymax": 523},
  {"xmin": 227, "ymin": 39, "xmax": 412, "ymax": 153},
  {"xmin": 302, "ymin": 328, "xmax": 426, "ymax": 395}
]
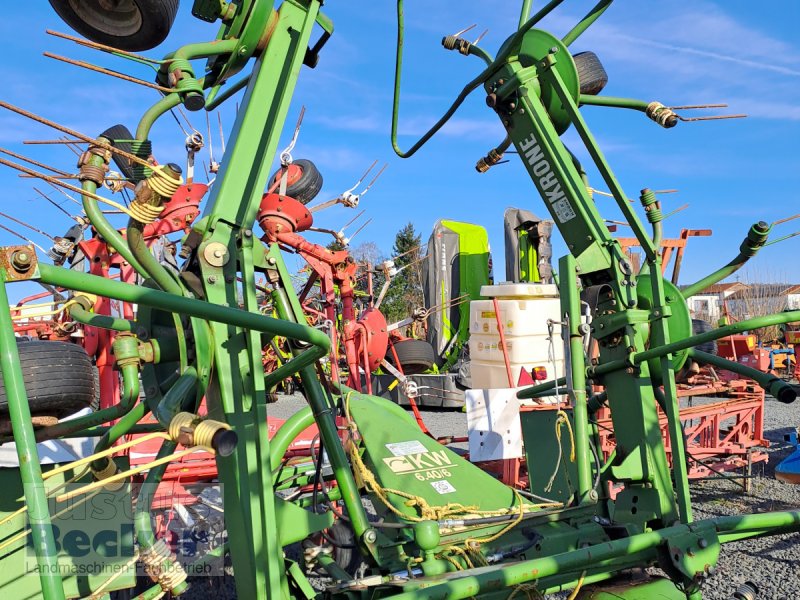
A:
[
  {"xmin": 573, "ymin": 51, "xmax": 608, "ymax": 96},
  {"xmin": 99, "ymin": 124, "xmax": 136, "ymax": 181},
  {"xmin": 387, "ymin": 339, "xmax": 435, "ymax": 376},
  {"xmin": 0, "ymin": 341, "xmax": 96, "ymax": 419},
  {"xmin": 48, "ymin": 0, "xmax": 179, "ymax": 51},
  {"xmin": 328, "ymin": 521, "xmax": 361, "ymax": 574},
  {"xmin": 691, "ymin": 319, "xmax": 717, "ymax": 356},
  {"xmin": 269, "ymin": 159, "xmax": 323, "ymax": 204}
]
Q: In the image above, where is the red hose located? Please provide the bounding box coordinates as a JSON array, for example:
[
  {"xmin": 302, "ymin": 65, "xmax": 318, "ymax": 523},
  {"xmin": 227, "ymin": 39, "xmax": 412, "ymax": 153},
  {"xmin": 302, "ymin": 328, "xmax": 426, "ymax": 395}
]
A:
[{"xmin": 492, "ymin": 297, "xmax": 514, "ymax": 387}]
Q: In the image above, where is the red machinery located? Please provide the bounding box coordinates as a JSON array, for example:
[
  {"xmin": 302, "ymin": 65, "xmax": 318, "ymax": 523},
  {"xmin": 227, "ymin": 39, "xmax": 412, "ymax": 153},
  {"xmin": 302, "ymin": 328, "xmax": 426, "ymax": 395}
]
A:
[{"xmin": 257, "ymin": 184, "xmax": 389, "ymax": 394}]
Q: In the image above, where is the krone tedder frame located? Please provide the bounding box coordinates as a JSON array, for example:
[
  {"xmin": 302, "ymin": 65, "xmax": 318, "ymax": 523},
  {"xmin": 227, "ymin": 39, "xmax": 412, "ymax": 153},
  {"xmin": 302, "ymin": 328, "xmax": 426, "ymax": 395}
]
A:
[{"xmin": 1, "ymin": 1, "xmax": 799, "ymax": 599}]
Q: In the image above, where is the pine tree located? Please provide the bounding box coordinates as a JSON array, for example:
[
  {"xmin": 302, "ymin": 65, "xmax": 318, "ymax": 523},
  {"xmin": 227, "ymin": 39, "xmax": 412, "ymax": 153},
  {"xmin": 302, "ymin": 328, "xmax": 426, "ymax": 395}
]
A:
[{"xmin": 381, "ymin": 222, "xmax": 424, "ymax": 333}]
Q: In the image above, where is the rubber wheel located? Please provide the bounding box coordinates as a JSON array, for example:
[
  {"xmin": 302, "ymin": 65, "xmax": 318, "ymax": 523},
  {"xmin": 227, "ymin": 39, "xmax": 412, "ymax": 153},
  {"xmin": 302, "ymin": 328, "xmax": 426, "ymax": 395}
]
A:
[
  {"xmin": 328, "ymin": 521, "xmax": 361, "ymax": 574},
  {"xmin": 691, "ymin": 319, "xmax": 717, "ymax": 356},
  {"xmin": 573, "ymin": 51, "xmax": 608, "ymax": 96},
  {"xmin": 0, "ymin": 341, "xmax": 96, "ymax": 419},
  {"xmin": 387, "ymin": 339, "xmax": 435, "ymax": 376},
  {"xmin": 48, "ymin": 0, "xmax": 179, "ymax": 51},
  {"xmin": 99, "ymin": 124, "xmax": 136, "ymax": 181},
  {"xmin": 269, "ymin": 159, "xmax": 323, "ymax": 205}
]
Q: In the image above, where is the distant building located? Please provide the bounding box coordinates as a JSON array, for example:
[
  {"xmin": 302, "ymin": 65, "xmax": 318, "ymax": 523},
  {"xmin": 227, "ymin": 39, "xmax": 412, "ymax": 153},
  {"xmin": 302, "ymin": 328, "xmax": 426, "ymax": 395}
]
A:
[
  {"xmin": 685, "ymin": 282, "xmax": 748, "ymax": 323},
  {"xmin": 684, "ymin": 282, "xmax": 800, "ymax": 325},
  {"xmin": 725, "ymin": 284, "xmax": 800, "ymax": 319}
]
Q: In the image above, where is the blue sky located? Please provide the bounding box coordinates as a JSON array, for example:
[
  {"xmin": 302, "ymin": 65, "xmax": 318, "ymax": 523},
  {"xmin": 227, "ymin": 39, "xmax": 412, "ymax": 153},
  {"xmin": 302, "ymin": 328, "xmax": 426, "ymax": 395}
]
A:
[{"xmin": 0, "ymin": 1, "xmax": 798, "ymax": 302}]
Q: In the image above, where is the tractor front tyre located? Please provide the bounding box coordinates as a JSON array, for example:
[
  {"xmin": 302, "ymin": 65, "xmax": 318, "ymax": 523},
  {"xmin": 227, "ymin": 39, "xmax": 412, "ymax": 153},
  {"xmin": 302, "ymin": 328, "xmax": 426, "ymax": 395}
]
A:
[
  {"xmin": 0, "ymin": 341, "xmax": 96, "ymax": 420},
  {"xmin": 48, "ymin": 0, "xmax": 179, "ymax": 51}
]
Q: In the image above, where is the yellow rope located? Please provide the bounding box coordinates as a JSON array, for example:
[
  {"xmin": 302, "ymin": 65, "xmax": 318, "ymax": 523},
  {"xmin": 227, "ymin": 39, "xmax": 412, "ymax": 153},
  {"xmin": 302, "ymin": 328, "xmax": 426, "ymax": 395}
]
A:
[
  {"xmin": 545, "ymin": 410, "xmax": 576, "ymax": 493},
  {"xmin": 44, "ymin": 431, "xmax": 171, "ymax": 481},
  {"xmin": 463, "ymin": 489, "xmax": 525, "ymax": 548},
  {"xmin": 11, "ymin": 298, "xmax": 78, "ymax": 321},
  {"xmin": 0, "ymin": 489, "xmax": 100, "ymax": 553},
  {"xmin": 0, "ymin": 464, "xmax": 91, "ymax": 529},
  {"xmin": 87, "ymin": 552, "xmax": 139, "ymax": 599},
  {"xmin": 55, "ymin": 446, "xmax": 203, "ymax": 503},
  {"xmin": 566, "ymin": 571, "xmax": 586, "ymax": 600},
  {"xmin": 508, "ymin": 583, "xmax": 544, "ymax": 600}
]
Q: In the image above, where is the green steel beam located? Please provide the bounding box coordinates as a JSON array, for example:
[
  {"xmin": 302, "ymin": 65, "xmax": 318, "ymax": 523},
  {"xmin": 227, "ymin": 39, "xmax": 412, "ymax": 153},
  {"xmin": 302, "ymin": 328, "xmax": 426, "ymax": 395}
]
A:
[{"xmin": 0, "ymin": 274, "xmax": 65, "ymax": 600}]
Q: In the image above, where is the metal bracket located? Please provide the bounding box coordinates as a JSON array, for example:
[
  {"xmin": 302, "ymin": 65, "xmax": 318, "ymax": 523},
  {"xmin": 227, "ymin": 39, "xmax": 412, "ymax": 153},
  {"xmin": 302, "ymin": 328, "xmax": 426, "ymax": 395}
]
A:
[{"xmin": 0, "ymin": 245, "xmax": 39, "ymax": 281}]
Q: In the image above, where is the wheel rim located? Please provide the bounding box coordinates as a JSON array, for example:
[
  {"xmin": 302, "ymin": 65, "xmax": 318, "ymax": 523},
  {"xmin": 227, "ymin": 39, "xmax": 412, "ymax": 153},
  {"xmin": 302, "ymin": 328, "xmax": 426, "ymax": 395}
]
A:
[{"xmin": 67, "ymin": 0, "xmax": 143, "ymax": 37}]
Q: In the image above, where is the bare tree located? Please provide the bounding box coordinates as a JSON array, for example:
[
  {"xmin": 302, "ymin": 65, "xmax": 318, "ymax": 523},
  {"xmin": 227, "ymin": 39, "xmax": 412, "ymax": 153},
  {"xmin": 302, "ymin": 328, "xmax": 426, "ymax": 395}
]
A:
[{"xmin": 725, "ymin": 270, "xmax": 790, "ymax": 343}]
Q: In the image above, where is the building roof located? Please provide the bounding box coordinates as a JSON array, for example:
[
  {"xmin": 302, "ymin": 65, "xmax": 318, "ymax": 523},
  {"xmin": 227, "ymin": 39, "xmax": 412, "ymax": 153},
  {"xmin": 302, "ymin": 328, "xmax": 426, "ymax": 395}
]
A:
[
  {"xmin": 704, "ymin": 282, "xmax": 749, "ymax": 294},
  {"xmin": 726, "ymin": 283, "xmax": 800, "ymax": 301}
]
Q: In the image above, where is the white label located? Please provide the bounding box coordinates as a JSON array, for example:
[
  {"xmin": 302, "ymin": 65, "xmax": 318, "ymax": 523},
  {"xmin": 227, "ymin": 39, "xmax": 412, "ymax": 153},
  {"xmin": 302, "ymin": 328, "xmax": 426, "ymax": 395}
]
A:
[
  {"xmin": 552, "ymin": 198, "xmax": 576, "ymax": 223},
  {"xmin": 385, "ymin": 440, "xmax": 428, "ymax": 457},
  {"xmin": 430, "ymin": 480, "xmax": 456, "ymax": 494}
]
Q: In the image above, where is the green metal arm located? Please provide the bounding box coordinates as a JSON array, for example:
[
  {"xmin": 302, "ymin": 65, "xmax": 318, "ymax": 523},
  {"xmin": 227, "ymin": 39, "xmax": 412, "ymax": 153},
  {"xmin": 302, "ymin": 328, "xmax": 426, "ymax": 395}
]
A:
[
  {"xmin": 682, "ymin": 221, "xmax": 770, "ymax": 298},
  {"xmin": 388, "ymin": 510, "xmax": 800, "ymax": 600},
  {"xmin": 688, "ymin": 348, "xmax": 796, "ymax": 403},
  {"xmin": 590, "ymin": 309, "xmax": 800, "ymax": 378}
]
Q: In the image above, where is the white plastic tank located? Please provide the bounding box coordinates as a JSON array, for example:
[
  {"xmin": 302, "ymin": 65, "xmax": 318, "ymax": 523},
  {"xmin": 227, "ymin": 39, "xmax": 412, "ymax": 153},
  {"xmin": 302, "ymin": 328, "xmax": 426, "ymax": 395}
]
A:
[{"xmin": 469, "ymin": 283, "xmax": 564, "ymax": 389}]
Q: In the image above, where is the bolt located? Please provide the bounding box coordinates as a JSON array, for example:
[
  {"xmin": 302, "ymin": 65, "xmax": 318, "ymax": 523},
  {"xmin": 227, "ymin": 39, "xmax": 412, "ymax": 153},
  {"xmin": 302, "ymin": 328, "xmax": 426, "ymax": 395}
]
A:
[
  {"xmin": 486, "ymin": 93, "xmax": 498, "ymax": 108},
  {"xmin": 11, "ymin": 250, "xmax": 32, "ymax": 272},
  {"xmin": 363, "ymin": 529, "xmax": 378, "ymax": 544},
  {"xmin": 243, "ymin": 229, "xmax": 253, "ymax": 238},
  {"xmin": 267, "ymin": 257, "xmax": 277, "ymax": 265},
  {"xmin": 207, "ymin": 275, "xmax": 218, "ymax": 284},
  {"xmin": 238, "ymin": 46, "xmax": 248, "ymax": 56},
  {"xmin": 213, "ymin": 249, "xmax": 224, "ymax": 258},
  {"xmin": 549, "ymin": 46, "xmax": 559, "ymax": 54},
  {"xmin": 698, "ymin": 538, "xmax": 709, "ymax": 549}
]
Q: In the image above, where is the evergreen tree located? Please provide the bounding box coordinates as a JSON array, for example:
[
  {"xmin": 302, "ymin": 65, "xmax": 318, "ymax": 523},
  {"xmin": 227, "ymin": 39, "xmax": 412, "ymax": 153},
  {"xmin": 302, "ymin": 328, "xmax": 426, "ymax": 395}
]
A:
[{"xmin": 381, "ymin": 222, "xmax": 424, "ymax": 333}]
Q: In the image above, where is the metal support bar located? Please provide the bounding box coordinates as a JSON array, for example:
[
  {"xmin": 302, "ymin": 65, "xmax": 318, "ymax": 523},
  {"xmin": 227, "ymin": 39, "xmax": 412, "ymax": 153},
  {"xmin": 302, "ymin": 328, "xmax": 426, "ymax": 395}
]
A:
[
  {"xmin": 0, "ymin": 274, "xmax": 65, "ymax": 600},
  {"xmin": 560, "ymin": 255, "xmax": 593, "ymax": 500}
]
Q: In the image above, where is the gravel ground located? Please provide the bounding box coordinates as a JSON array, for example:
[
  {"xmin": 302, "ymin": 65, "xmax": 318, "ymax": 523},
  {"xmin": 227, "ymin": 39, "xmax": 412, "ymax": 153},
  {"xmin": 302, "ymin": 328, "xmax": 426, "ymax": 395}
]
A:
[{"xmin": 180, "ymin": 392, "xmax": 800, "ymax": 599}]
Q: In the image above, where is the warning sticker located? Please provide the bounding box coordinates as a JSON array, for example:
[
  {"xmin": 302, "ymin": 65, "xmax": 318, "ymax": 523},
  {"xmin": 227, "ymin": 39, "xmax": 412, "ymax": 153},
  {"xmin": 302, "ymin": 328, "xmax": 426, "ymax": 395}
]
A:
[
  {"xmin": 430, "ymin": 480, "xmax": 456, "ymax": 494},
  {"xmin": 385, "ymin": 440, "xmax": 428, "ymax": 457}
]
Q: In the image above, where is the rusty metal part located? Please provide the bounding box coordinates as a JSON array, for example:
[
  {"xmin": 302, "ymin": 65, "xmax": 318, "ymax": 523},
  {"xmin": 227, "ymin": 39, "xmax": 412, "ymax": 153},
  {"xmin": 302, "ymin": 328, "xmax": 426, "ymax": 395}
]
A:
[
  {"xmin": 0, "ymin": 211, "xmax": 55, "ymax": 241},
  {"xmin": 46, "ymin": 29, "xmax": 166, "ymax": 64},
  {"xmin": 0, "ymin": 245, "xmax": 39, "ymax": 281},
  {"xmin": 0, "ymin": 147, "xmax": 71, "ymax": 176},
  {"xmin": 0, "ymin": 415, "xmax": 58, "ymax": 435},
  {"xmin": 0, "ymin": 155, "xmax": 121, "ymax": 211},
  {"xmin": 0, "ymin": 101, "xmax": 153, "ymax": 170},
  {"xmin": 256, "ymin": 9, "xmax": 281, "ymax": 53},
  {"xmin": 43, "ymin": 52, "xmax": 175, "ymax": 93}
]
